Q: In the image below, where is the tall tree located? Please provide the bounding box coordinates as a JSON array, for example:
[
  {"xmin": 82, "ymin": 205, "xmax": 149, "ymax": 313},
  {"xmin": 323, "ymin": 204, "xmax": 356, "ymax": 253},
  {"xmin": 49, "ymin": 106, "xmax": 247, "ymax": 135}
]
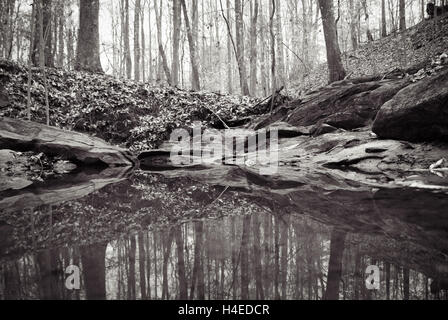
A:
[
  {"xmin": 275, "ymin": 0, "xmax": 286, "ymax": 88},
  {"xmin": 269, "ymin": 0, "xmax": 276, "ymax": 107},
  {"xmin": 249, "ymin": 0, "xmax": 259, "ymax": 96},
  {"xmin": 181, "ymin": 0, "xmax": 201, "ymax": 91},
  {"xmin": 75, "ymin": 0, "xmax": 103, "ymax": 73},
  {"xmin": 56, "ymin": 1, "xmax": 64, "ymax": 67},
  {"xmin": 349, "ymin": 0, "xmax": 358, "ymax": 50},
  {"xmin": 140, "ymin": 4, "xmax": 145, "ymax": 81},
  {"xmin": 399, "ymin": 0, "xmax": 406, "ymax": 31},
  {"xmin": 317, "ymin": 0, "xmax": 346, "ymax": 83},
  {"xmin": 172, "ymin": 0, "xmax": 181, "ymax": 86},
  {"xmin": 362, "ymin": 0, "xmax": 374, "ymax": 41},
  {"xmin": 154, "ymin": 0, "xmax": 172, "ymax": 84},
  {"xmin": 134, "ymin": 0, "xmax": 141, "ymax": 81},
  {"xmin": 224, "ymin": 0, "xmax": 233, "ymax": 94},
  {"xmin": 234, "ymin": 0, "xmax": 250, "ymax": 95},
  {"xmin": 124, "ymin": 0, "xmax": 132, "ymax": 78},
  {"xmin": 381, "ymin": 0, "xmax": 387, "ymax": 38},
  {"xmin": 32, "ymin": 0, "xmax": 53, "ymax": 67}
]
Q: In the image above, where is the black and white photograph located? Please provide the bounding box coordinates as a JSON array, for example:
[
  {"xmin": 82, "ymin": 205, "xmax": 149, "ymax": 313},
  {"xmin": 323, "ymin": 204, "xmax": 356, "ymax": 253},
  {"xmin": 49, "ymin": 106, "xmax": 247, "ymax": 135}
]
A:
[{"xmin": 0, "ymin": 0, "xmax": 448, "ymax": 307}]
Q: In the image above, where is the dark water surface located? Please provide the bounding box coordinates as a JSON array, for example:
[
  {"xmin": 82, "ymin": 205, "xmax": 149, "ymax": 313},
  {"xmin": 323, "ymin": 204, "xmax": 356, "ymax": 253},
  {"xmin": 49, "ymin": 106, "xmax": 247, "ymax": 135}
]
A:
[{"xmin": 1, "ymin": 169, "xmax": 448, "ymax": 300}]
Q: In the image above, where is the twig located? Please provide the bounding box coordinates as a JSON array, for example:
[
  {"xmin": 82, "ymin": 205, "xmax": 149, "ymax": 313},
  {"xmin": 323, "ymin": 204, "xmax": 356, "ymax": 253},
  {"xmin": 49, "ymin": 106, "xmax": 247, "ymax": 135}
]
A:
[
  {"xmin": 251, "ymin": 86, "xmax": 284, "ymax": 111},
  {"xmin": 208, "ymin": 186, "xmax": 230, "ymax": 207},
  {"xmin": 203, "ymin": 105, "xmax": 230, "ymax": 129},
  {"xmin": 281, "ymin": 41, "xmax": 309, "ymax": 72}
]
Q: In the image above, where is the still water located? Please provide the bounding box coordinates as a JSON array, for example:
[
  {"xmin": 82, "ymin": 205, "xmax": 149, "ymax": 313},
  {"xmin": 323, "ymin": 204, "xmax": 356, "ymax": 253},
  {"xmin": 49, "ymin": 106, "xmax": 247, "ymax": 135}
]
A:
[{"xmin": 0, "ymin": 170, "xmax": 448, "ymax": 300}]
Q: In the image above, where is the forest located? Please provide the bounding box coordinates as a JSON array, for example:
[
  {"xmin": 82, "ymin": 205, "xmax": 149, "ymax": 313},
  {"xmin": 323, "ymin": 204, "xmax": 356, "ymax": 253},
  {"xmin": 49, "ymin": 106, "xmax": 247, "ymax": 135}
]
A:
[
  {"xmin": 1, "ymin": 0, "xmax": 448, "ymax": 302},
  {"xmin": 0, "ymin": 0, "xmax": 444, "ymax": 96}
]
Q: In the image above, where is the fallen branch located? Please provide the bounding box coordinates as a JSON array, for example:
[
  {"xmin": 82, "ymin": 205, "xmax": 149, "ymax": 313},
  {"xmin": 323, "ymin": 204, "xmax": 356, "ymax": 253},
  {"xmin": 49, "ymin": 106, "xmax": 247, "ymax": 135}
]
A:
[
  {"xmin": 202, "ymin": 105, "xmax": 230, "ymax": 130},
  {"xmin": 252, "ymin": 86, "xmax": 285, "ymax": 111}
]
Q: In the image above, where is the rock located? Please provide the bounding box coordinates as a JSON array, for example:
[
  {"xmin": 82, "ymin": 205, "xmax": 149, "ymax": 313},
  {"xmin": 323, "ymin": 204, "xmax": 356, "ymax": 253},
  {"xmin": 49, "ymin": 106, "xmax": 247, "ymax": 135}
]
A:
[
  {"xmin": 0, "ymin": 166, "xmax": 132, "ymax": 213},
  {"xmin": 0, "ymin": 174, "xmax": 33, "ymax": 192},
  {"xmin": 264, "ymin": 121, "xmax": 311, "ymax": 138},
  {"xmin": 0, "ymin": 149, "xmax": 16, "ymax": 165},
  {"xmin": 285, "ymin": 79, "xmax": 410, "ymax": 130},
  {"xmin": 54, "ymin": 160, "xmax": 78, "ymax": 174},
  {"xmin": 252, "ymin": 106, "xmax": 291, "ymax": 130},
  {"xmin": 372, "ymin": 68, "xmax": 448, "ymax": 141},
  {"xmin": 311, "ymin": 123, "xmax": 340, "ymax": 136},
  {"xmin": 0, "ymin": 117, "xmax": 136, "ymax": 167},
  {"xmin": 138, "ymin": 150, "xmax": 207, "ymax": 171}
]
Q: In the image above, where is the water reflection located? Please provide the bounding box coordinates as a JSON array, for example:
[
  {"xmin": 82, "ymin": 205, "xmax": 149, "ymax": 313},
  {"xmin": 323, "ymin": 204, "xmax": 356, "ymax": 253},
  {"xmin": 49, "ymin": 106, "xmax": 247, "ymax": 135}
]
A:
[
  {"xmin": 1, "ymin": 172, "xmax": 448, "ymax": 300},
  {"xmin": 1, "ymin": 214, "xmax": 447, "ymax": 300}
]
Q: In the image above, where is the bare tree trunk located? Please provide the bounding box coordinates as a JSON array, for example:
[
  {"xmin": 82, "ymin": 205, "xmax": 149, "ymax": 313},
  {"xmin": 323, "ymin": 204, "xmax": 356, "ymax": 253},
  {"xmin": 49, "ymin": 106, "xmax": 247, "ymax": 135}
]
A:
[
  {"xmin": 134, "ymin": 0, "xmax": 141, "ymax": 81},
  {"xmin": 27, "ymin": 1, "xmax": 36, "ymax": 121},
  {"xmin": 421, "ymin": 0, "xmax": 425, "ymax": 21},
  {"xmin": 259, "ymin": 0, "xmax": 268, "ymax": 96},
  {"xmin": 249, "ymin": 0, "xmax": 259, "ymax": 96},
  {"xmin": 269, "ymin": 0, "xmax": 276, "ymax": 111},
  {"xmin": 381, "ymin": 0, "xmax": 387, "ymax": 37},
  {"xmin": 399, "ymin": 0, "xmax": 406, "ymax": 31},
  {"xmin": 154, "ymin": 0, "xmax": 172, "ymax": 84},
  {"xmin": 57, "ymin": 2, "xmax": 64, "ymax": 68},
  {"xmin": 148, "ymin": 1, "xmax": 153, "ymax": 81},
  {"xmin": 124, "ymin": 0, "xmax": 132, "ymax": 78},
  {"xmin": 221, "ymin": 0, "xmax": 231, "ymax": 94},
  {"xmin": 32, "ymin": 0, "xmax": 52, "ymax": 67},
  {"xmin": 141, "ymin": 5, "xmax": 145, "ymax": 82},
  {"xmin": 234, "ymin": 0, "xmax": 250, "ymax": 96},
  {"xmin": 362, "ymin": 0, "xmax": 374, "ymax": 41},
  {"xmin": 349, "ymin": 0, "xmax": 358, "ymax": 50},
  {"xmin": 318, "ymin": 0, "xmax": 346, "ymax": 83},
  {"xmin": 181, "ymin": 0, "xmax": 201, "ymax": 91},
  {"xmin": 275, "ymin": 0, "xmax": 286, "ymax": 88},
  {"xmin": 172, "ymin": 0, "xmax": 181, "ymax": 86},
  {"xmin": 76, "ymin": 0, "xmax": 103, "ymax": 73}
]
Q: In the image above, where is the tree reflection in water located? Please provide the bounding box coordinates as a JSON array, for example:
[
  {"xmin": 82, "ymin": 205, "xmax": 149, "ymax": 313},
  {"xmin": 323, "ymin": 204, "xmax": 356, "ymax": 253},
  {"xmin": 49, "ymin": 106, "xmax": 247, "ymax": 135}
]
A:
[
  {"xmin": 1, "ymin": 212, "xmax": 446, "ymax": 300},
  {"xmin": 1, "ymin": 172, "xmax": 448, "ymax": 300}
]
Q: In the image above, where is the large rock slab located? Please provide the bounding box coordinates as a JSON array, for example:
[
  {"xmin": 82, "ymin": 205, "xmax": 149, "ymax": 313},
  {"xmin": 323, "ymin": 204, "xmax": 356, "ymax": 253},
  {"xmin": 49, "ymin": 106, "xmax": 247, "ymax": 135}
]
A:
[
  {"xmin": 0, "ymin": 166, "xmax": 131, "ymax": 213},
  {"xmin": 284, "ymin": 78, "xmax": 410, "ymax": 130},
  {"xmin": 372, "ymin": 68, "xmax": 448, "ymax": 141},
  {"xmin": 0, "ymin": 117, "xmax": 136, "ymax": 167}
]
